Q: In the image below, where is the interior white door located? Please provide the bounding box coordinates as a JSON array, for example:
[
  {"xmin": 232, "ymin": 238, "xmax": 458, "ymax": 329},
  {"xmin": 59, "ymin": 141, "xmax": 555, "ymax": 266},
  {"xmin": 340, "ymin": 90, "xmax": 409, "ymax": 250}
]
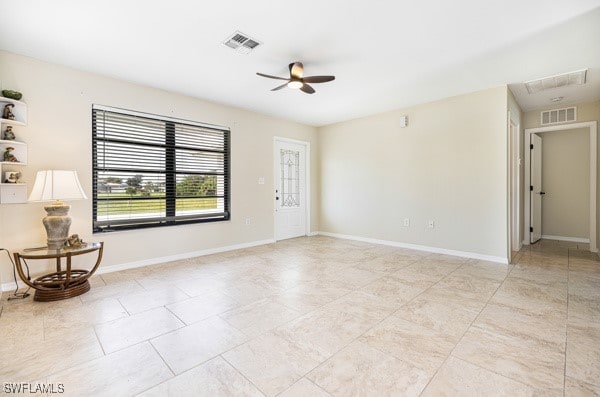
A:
[
  {"xmin": 530, "ymin": 134, "xmax": 543, "ymax": 243},
  {"xmin": 274, "ymin": 139, "xmax": 307, "ymax": 240}
]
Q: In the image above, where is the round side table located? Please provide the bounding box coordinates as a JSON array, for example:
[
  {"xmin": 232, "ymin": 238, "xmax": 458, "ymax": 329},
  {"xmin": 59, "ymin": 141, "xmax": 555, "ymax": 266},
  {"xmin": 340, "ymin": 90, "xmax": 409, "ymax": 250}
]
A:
[{"xmin": 13, "ymin": 242, "xmax": 104, "ymax": 302}]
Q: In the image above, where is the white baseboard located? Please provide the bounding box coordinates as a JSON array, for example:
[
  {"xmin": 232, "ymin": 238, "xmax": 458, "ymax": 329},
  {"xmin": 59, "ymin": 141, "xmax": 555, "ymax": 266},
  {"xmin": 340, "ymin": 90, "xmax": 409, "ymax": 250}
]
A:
[
  {"xmin": 1, "ymin": 238, "xmax": 276, "ymax": 292},
  {"xmin": 96, "ymin": 238, "xmax": 276, "ymax": 275},
  {"xmin": 307, "ymin": 231, "xmax": 319, "ymax": 237},
  {"xmin": 541, "ymin": 235, "xmax": 590, "ymax": 243},
  {"xmin": 318, "ymin": 231, "xmax": 508, "ymax": 264}
]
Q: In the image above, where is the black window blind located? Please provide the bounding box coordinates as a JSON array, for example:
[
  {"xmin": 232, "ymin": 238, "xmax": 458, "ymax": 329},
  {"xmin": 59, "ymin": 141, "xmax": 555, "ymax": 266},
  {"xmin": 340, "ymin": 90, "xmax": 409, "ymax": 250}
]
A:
[{"xmin": 92, "ymin": 106, "xmax": 230, "ymax": 232}]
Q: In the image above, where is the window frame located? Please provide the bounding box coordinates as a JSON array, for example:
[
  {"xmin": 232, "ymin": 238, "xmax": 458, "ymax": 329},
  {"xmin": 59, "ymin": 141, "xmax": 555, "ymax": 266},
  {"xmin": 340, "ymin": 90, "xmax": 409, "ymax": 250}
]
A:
[{"xmin": 92, "ymin": 105, "xmax": 231, "ymax": 233}]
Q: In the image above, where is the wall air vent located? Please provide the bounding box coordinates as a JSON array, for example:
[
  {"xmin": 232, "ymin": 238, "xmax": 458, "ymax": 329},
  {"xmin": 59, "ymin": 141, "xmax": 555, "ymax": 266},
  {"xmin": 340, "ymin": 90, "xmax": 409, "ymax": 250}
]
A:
[
  {"xmin": 525, "ymin": 69, "xmax": 587, "ymax": 94},
  {"xmin": 540, "ymin": 107, "xmax": 577, "ymax": 125},
  {"xmin": 223, "ymin": 31, "xmax": 261, "ymax": 54}
]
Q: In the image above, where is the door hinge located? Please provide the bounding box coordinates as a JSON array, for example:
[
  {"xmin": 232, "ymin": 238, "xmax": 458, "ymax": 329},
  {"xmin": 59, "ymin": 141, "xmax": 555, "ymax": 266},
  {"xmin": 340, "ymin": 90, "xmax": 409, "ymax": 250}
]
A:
[
  {"xmin": 530, "ymin": 185, "xmax": 533, "ymax": 191},
  {"xmin": 530, "ymin": 144, "xmax": 534, "ymax": 149},
  {"xmin": 530, "ymin": 227, "xmax": 533, "ymax": 232}
]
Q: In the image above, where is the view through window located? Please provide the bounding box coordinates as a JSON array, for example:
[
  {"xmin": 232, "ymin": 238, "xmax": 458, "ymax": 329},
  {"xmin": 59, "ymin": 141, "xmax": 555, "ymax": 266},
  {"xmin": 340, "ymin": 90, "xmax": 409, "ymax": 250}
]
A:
[{"xmin": 92, "ymin": 106, "xmax": 230, "ymax": 232}]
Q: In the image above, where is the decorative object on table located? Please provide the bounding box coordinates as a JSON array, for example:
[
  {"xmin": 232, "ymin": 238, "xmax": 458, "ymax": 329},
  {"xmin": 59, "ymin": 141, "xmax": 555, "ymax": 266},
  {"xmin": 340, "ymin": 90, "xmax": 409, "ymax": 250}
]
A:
[
  {"xmin": 3, "ymin": 125, "xmax": 15, "ymax": 140},
  {"xmin": 3, "ymin": 147, "xmax": 18, "ymax": 162},
  {"xmin": 4, "ymin": 171, "xmax": 21, "ymax": 183},
  {"xmin": 1, "ymin": 90, "xmax": 23, "ymax": 100},
  {"xmin": 28, "ymin": 170, "xmax": 88, "ymax": 250},
  {"xmin": 64, "ymin": 234, "xmax": 87, "ymax": 249},
  {"xmin": 3, "ymin": 104, "xmax": 15, "ymax": 120}
]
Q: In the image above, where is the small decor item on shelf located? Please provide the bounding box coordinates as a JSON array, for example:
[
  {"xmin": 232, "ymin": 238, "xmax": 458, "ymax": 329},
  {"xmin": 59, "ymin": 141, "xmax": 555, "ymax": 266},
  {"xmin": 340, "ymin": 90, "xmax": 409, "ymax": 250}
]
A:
[
  {"xmin": 64, "ymin": 234, "xmax": 87, "ymax": 249},
  {"xmin": 1, "ymin": 90, "xmax": 23, "ymax": 100},
  {"xmin": 3, "ymin": 147, "xmax": 18, "ymax": 162},
  {"xmin": 4, "ymin": 171, "xmax": 21, "ymax": 183},
  {"xmin": 3, "ymin": 104, "xmax": 15, "ymax": 120},
  {"xmin": 3, "ymin": 125, "xmax": 15, "ymax": 140}
]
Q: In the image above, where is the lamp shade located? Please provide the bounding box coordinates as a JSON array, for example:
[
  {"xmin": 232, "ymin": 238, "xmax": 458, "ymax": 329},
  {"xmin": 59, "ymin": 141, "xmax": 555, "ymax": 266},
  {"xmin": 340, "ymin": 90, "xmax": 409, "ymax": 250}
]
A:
[{"xmin": 28, "ymin": 170, "xmax": 87, "ymax": 202}]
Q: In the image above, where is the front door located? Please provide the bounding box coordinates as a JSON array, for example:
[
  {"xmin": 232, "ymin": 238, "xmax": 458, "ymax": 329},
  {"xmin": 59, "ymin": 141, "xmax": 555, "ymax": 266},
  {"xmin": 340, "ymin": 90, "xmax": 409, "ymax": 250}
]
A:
[
  {"xmin": 274, "ymin": 139, "xmax": 307, "ymax": 240},
  {"xmin": 530, "ymin": 133, "xmax": 544, "ymax": 243}
]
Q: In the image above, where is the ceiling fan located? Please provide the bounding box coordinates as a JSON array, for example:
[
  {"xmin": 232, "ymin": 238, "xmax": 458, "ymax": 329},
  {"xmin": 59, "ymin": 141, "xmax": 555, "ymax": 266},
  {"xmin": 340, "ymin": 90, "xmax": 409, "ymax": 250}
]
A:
[{"xmin": 256, "ymin": 62, "xmax": 335, "ymax": 94}]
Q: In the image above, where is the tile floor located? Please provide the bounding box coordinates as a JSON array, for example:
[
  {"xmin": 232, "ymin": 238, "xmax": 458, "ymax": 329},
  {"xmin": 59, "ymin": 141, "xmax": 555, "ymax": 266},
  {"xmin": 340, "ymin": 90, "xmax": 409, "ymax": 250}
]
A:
[{"xmin": 1, "ymin": 236, "xmax": 599, "ymax": 396}]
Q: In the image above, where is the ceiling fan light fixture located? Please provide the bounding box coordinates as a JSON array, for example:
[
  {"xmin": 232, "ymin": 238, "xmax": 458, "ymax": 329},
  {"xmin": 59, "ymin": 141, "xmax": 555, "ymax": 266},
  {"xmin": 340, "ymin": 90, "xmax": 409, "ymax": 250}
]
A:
[{"xmin": 287, "ymin": 80, "xmax": 303, "ymax": 89}]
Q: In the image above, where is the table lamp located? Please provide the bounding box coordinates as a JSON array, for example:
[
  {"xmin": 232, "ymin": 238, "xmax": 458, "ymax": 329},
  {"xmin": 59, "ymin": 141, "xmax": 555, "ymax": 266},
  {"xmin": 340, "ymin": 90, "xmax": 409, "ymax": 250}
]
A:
[{"xmin": 28, "ymin": 170, "xmax": 87, "ymax": 250}]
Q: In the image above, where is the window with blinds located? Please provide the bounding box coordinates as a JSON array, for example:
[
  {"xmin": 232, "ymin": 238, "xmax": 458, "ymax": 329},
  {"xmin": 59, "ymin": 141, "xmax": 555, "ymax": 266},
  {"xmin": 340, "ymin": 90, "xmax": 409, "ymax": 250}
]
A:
[{"xmin": 92, "ymin": 105, "xmax": 230, "ymax": 232}]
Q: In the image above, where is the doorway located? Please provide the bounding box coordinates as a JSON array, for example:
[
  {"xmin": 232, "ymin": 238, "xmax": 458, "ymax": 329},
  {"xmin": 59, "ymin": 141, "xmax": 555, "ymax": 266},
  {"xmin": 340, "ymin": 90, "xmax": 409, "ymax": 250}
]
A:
[
  {"xmin": 273, "ymin": 137, "xmax": 310, "ymax": 241},
  {"xmin": 524, "ymin": 121, "xmax": 597, "ymax": 252}
]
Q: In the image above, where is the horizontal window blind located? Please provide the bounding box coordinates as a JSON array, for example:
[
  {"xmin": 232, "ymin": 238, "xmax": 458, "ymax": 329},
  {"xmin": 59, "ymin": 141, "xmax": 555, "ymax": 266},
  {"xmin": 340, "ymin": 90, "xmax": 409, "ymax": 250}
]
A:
[{"xmin": 92, "ymin": 106, "xmax": 230, "ymax": 232}]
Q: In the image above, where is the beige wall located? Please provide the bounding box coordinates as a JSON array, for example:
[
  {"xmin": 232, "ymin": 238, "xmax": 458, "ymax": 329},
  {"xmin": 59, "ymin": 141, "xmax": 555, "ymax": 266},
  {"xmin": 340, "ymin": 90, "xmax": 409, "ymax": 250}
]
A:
[
  {"xmin": 0, "ymin": 51, "xmax": 319, "ymax": 285},
  {"xmin": 539, "ymin": 128, "xmax": 589, "ymax": 239},
  {"xmin": 524, "ymin": 100, "xmax": 600, "ymax": 247},
  {"xmin": 318, "ymin": 86, "xmax": 509, "ymax": 259}
]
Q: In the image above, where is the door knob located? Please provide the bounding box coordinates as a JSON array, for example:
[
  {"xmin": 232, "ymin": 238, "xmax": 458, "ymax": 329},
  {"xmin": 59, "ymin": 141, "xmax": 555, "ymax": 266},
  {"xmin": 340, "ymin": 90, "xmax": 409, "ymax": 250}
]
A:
[{"xmin": 539, "ymin": 191, "xmax": 546, "ymax": 195}]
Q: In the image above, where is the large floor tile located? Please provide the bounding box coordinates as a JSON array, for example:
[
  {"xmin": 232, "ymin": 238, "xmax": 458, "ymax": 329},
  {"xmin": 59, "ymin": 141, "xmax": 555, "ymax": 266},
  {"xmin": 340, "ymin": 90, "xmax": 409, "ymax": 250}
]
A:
[
  {"xmin": 566, "ymin": 324, "xmax": 600, "ymax": 387},
  {"xmin": 307, "ymin": 341, "xmax": 430, "ymax": 397},
  {"xmin": 272, "ymin": 281, "xmax": 351, "ymax": 314},
  {"xmin": 565, "ymin": 376, "xmax": 600, "ymax": 397},
  {"xmin": 569, "ymin": 294, "xmax": 600, "ymax": 327},
  {"xmin": 474, "ymin": 302, "xmax": 567, "ymax": 345},
  {"xmin": 278, "ymin": 306, "xmax": 375, "ymax": 357},
  {"xmin": 361, "ymin": 276, "xmax": 424, "ymax": 306},
  {"xmin": 118, "ymin": 287, "xmax": 190, "ymax": 314},
  {"xmin": 95, "ymin": 307, "xmax": 184, "ymax": 353},
  {"xmin": 455, "ymin": 260, "xmax": 511, "ymax": 281},
  {"xmin": 80, "ymin": 280, "xmax": 146, "ymax": 303},
  {"xmin": 429, "ymin": 273, "xmax": 501, "ymax": 302},
  {"xmin": 453, "ymin": 325, "xmax": 565, "ymax": 392},
  {"xmin": 222, "ymin": 330, "xmax": 325, "ymax": 396},
  {"xmin": 278, "ymin": 378, "xmax": 331, "ymax": 397},
  {"xmin": 165, "ymin": 291, "xmax": 240, "ymax": 325},
  {"xmin": 137, "ymin": 356, "xmax": 263, "ymax": 397},
  {"xmin": 151, "ymin": 317, "xmax": 247, "ymax": 374},
  {"xmin": 422, "ymin": 356, "xmax": 541, "ymax": 397},
  {"xmin": 220, "ymin": 298, "xmax": 301, "ymax": 338},
  {"xmin": 359, "ymin": 316, "xmax": 456, "ymax": 375},
  {"xmin": 394, "ymin": 291, "xmax": 482, "ymax": 341},
  {"xmin": 47, "ymin": 343, "xmax": 172, "ymax": 397},
  {"xmin": 491, "ymin": 276, "xmax": 567, "ymax": 316},
  {"xmin": 0, "ymin": 324, "xmax": 104, "ymax": 383},
  {"xmin": 321, "ymin": 291, "xmax": 398, "ymax": 323}
]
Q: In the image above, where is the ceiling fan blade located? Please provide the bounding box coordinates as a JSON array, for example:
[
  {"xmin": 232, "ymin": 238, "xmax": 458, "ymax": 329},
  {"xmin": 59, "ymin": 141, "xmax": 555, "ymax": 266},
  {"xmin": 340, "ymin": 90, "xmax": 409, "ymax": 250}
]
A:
[
  {"xmin": 300, "ymin": 84, "xmax": 315, "ymax": 94},
  {"xmin": 256, "ymin": 72, "xmax": 289, "ymax": 81},
  {"xmin": 289, "ymin": 62, "xmax": 304, "ymax": 79},
  {"xmin": 303, "ymin": 75, "xmax": 335, "ymax": 84},
  {"xmin": 271, "ymin": 83, "xmax": 289, "ymax": 91}
]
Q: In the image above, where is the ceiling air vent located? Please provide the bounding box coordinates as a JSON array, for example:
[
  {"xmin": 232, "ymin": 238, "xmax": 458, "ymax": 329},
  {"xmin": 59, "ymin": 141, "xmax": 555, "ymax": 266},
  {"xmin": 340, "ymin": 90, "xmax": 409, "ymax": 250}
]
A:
[
  {"xmin": 223, "ymin": 31, "xmax": 261, "ymax": 54},
  {"xmin": 525, "ymin": 69, "xmax": 587, "ymax": 94},
  {"xmin": 541, "ymin": 107, "xmax": 577, "ymax": 125}
]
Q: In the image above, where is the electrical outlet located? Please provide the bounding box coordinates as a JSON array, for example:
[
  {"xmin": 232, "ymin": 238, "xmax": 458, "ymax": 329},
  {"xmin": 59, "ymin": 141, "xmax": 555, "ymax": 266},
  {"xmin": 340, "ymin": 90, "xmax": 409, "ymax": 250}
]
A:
[
  {"xmin": 403, "ymin": 218, "xmax": 410, "ymax": 227},
  {"xmin": 258, "ymin": 177, "xmax": 265, "ymax": 185},
  {"xmin": 245, "ymin": 218, "xmax": 251, "ymax": 226},
  {"xmin": 428, "ymin": 220, "xmax": 435, "ymax": 229}
]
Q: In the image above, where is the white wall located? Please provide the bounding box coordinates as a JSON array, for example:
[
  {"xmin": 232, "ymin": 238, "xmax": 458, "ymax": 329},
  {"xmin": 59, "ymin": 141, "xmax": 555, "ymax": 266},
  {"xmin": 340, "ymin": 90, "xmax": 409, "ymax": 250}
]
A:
[
  {"xmin": 318, "ymin": 86, "xmax": 509, "ymax": 260},
  {"xmin": 539, "ymin": 128, "xmax": 589, "ymax": 239},
  {"xmin": 0, "ymin": 51, "xmax": 319, "ymax": 286}
]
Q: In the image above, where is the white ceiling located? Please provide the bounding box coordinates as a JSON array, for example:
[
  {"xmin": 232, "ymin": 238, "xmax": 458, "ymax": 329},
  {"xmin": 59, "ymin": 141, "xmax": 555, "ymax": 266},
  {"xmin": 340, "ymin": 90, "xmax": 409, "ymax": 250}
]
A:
[{"xmin": 1, "ymin": 1, "xmax": 599, "ymax": 126}]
